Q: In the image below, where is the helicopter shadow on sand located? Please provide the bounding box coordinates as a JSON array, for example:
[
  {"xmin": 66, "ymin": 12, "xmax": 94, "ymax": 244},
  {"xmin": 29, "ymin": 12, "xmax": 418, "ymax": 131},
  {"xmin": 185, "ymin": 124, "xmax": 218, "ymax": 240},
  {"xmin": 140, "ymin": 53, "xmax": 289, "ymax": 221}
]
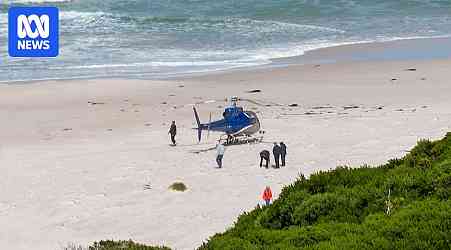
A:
[{"xmin": 188, "ymin": 137, "xmax": 274, "ymax": 154}]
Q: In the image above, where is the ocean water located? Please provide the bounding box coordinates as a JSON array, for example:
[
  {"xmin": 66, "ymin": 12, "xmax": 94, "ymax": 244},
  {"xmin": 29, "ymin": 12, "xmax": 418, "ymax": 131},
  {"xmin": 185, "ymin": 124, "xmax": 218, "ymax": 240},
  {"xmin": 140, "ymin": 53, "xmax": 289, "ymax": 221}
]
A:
[{"xmin": 1, "ymin": 0, "xmax": 451, "ymax": 82}]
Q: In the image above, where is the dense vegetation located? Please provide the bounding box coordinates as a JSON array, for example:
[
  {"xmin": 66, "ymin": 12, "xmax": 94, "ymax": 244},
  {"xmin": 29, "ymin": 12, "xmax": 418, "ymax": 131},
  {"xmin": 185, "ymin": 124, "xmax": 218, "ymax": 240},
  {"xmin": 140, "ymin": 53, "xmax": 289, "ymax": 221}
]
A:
[
  {"xmin": 199, "ymin": 133, "xmax": 451, "ymax": 249},
  {"xmin": 91, "ymin": 133, "xmax": 451, "ymax": 249}
]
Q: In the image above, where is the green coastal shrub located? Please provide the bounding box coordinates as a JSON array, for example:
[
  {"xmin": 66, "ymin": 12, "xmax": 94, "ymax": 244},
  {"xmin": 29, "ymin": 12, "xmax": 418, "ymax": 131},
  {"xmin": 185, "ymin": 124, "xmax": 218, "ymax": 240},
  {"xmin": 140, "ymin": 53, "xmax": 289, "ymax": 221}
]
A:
[
  {"xmin": 200, "ymin": 132, "xmax": 451, "ymax": 250},
  {"xmin": 169, "ymin": 182, "xmax": 187, "ymax": 192},
  {"xmin": 89, "ymin": 240, "xmax": 170, "ymax": 250}
]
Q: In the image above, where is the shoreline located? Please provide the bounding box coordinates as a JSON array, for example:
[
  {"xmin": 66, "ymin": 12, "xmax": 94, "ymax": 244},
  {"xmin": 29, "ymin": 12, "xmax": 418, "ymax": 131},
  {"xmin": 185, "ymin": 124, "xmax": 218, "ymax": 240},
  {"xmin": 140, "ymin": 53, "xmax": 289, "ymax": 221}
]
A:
[{"xmin": 3, "ymin": 36, "xmax": 451, "ymax": 85}]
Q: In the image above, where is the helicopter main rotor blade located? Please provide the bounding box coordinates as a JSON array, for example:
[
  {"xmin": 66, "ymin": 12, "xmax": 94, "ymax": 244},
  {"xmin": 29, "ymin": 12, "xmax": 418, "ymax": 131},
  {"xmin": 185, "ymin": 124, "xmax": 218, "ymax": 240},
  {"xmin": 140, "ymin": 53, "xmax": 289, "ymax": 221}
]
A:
[{"xmin": 239, "ymin": 98, "xmax": 284, "ymax": 107}]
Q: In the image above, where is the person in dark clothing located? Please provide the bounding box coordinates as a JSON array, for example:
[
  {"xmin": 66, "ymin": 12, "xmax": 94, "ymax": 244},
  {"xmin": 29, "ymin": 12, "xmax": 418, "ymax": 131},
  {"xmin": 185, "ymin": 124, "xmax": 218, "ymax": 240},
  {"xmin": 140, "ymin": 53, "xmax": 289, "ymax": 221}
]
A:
[
  {"xmin": 272, "ymin": 142, "xmax": 281, "ymax": 168},
  {"xmin": 259, "ymin": 150, "xmax": 270, "ymax": 168},
  {"xmin": 168, "ymin": 121, "xmax": 177, "ymax": 145},
  {"xmin": 280, "ymin": 142, "xmax": 287, "ymax": 166}
]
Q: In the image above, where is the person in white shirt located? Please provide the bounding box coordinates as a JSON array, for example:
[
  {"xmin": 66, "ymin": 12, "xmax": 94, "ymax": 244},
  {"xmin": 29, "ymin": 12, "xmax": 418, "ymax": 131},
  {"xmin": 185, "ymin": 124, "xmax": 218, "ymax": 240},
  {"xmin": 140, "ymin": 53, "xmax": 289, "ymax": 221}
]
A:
[{"xmin": 216, "ymin": 143, "xmax": 225, "ymax": 168}]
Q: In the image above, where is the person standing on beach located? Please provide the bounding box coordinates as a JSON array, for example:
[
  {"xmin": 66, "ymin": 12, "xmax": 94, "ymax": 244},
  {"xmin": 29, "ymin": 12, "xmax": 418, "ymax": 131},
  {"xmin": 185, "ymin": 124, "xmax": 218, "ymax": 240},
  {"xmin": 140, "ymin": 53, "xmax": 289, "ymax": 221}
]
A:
[
  {"xmin": 259, "ymin": 150, "xmax": 270, "ymax": 168},
  {"xmin": 262, "ymin": 186, "xmax": 272, "ymax": 206},
  {"xmin": 216, "ymin": 143, "xmax": 225, "ymax": 168},
  {"xmin": 272, "ymin": 142, "xmax": 281, "ymax": 168},
  {"xmin": 168, "ymin": 121, "xmax": 177, "ymax": 145},
  {"xmin": 280, "ymin": 142, "xmax": 287, "ymax": 167}
]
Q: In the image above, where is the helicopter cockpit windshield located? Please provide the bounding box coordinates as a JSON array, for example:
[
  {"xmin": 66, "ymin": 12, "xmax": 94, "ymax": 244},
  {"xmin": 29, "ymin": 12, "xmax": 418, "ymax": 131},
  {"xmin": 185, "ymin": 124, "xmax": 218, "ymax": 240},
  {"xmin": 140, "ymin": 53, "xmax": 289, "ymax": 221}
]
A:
[{"xmin": 223, "ymin": 106, "xmax": 243, "ymax": 119}]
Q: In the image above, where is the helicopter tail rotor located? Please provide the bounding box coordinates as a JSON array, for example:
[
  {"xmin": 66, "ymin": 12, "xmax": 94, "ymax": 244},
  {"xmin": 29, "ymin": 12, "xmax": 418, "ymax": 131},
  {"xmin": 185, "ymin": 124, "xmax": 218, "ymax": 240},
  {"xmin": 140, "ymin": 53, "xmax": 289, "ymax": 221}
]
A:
[{"xmin": 193, "ymin": 107, "xmax": 202, "ymax": 142}]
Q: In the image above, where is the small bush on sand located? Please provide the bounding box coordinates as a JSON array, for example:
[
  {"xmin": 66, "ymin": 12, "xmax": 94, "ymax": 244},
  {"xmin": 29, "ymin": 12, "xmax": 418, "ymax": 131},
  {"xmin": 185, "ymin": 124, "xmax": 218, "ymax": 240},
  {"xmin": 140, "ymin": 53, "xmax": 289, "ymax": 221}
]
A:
[
  {"xmin": 89, "ymin": 240, "xmax": 169, "ymax": 250},
  {"xmin": 62, "ymin": 243, "xmax": 87, "ymax": 250},
  {"xmin": 169, "ymin": 182, "xmax": 187, "ymax": 192}
]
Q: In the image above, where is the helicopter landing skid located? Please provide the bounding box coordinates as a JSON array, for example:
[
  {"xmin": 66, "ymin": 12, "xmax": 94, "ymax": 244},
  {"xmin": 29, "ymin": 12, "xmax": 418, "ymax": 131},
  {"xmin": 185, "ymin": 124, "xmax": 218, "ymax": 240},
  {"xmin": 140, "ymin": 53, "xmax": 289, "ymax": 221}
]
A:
[{"xmin": 219, "ymin": 135, "xmax": 263, "ymax": 146}]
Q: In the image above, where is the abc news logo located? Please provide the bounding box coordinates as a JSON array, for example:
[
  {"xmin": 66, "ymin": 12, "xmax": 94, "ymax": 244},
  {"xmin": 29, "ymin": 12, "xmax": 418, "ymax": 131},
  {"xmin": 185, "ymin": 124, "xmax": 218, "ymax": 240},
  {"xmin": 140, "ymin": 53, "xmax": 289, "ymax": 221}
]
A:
[{"xmin": 8, "ymin": 7, "xmax": 59, "ymax": 57}]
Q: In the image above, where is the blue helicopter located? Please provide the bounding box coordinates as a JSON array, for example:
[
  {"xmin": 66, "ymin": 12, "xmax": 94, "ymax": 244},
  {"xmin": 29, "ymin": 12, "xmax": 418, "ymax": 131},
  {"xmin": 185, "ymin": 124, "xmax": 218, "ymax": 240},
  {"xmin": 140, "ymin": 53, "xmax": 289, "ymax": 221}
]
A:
[{"xmin": 193, "ymin": 97, "xmax": 262, "ymax": 143}]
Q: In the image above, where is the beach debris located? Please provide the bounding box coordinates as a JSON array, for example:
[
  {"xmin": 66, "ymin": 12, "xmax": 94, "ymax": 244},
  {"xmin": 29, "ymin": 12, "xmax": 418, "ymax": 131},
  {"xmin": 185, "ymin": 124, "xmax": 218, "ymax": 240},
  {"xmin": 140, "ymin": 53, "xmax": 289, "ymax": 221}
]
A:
[
  {"xmin": 421, "ymin": 77, "xmax": 426, "ymax": 81},
  {"xmin": 391, "ymin": 78, "xmax": 398, "ymax": 82},
  {"xmin": 120, "ymin": 109, "xmax": 125, "ymax": 112},
  {"xmin": 107, "ymin": 129, "xmax": 113, "ymax": 131},
  {"xmin": 134, "ymin": 110, "xmax": 139, "ymax": 112},
  {"xmin": 143, "ymin": 183, "xmax": 152, "ymax": 190},
  {"xmin": 343, "ymin": 105, "xmax": 359, "ymax": 110},
  {"xmin": 161, "ymin": 101, "xmax": 167, "ymax": 104},
  {"xmin": 311, "ymin": 105, "xmax": 333, "ymax": 109},
  {"xmin": 62, "ymin": 128, "xmax": 72, "ymax": 131},
  {"xmin": 376, "ymin": 106, "xmax": 383, "ymax": 110},
  {"xmin": 406, "ymin": 68, "xmax": 417, "ymax": 71},
  {"xmin": 421, "ymin": 105, "xmax": 428, "ymax": 109},
  {"xmin": 304, "ymin": 111, "xmax": 321, "ymax": 115},
  {"xmin": 132, "ymin": 103, "xmax": 140, "ymax": 106},
  {"xmin": 246, "ymin": 89, "xmax": 261, "ymax": 93},
  {"xmin": 169, "ymin": 182, "xmax": 187, "ymax": 192},
  {"xmin": 144, "ymin": 123, "xmax": 151, "ymax": 126},
  {"xmin": 88, "ymin": 101, "xmax": 105, "ymax": 105},
  {"xmin": 395, "ymin": 109, "xmax": 404, "ymax": 112},
  {"xmin": 178, "ymin": 85, "xmax": 184, "ymax": 88},
  {"xmin": 288, "ymin": 103, "xmax": 299, "ymax": 107},
  {"xmin": 169, "ymin": 94, "xmax": 175, "ymax": 97},
  {"xmin": 314, "ymin": 64, "xmax": 321, "ymax": 68},
  {"xmin": 124, "ymin": 99, "xmax": 129, "ymax": 102}
]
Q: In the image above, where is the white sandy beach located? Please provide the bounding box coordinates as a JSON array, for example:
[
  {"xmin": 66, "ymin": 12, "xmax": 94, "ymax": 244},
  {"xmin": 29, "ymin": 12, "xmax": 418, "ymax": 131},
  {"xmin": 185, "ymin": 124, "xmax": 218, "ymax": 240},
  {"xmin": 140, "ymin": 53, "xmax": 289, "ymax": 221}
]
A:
[{"xmin": 1, "ymin": 53, "xmax": 451, "ymax": 249}]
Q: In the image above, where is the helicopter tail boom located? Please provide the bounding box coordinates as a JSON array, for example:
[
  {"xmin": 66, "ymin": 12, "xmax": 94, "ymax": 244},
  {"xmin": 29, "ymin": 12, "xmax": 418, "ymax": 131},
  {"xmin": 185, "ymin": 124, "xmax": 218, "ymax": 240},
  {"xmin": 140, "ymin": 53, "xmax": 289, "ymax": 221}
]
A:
[{"xmin": 193, "ymin": 107, "xmax": 203, "ymax": 142}]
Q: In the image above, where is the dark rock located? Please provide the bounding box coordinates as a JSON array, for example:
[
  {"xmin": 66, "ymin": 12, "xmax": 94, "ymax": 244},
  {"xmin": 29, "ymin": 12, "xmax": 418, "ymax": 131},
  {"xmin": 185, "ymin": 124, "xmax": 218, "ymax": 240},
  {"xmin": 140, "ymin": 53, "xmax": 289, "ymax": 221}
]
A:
[
  {"xmin": 406, "ymin": 68, "xmax": 417, "ymax": 71},
  {"xmin": 288, "ymin": 103, "xmax": 298, "ymax": 107},
  {"xmin": 304, "ymin": 111, "xmax": 320, "ymax": 115}
]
